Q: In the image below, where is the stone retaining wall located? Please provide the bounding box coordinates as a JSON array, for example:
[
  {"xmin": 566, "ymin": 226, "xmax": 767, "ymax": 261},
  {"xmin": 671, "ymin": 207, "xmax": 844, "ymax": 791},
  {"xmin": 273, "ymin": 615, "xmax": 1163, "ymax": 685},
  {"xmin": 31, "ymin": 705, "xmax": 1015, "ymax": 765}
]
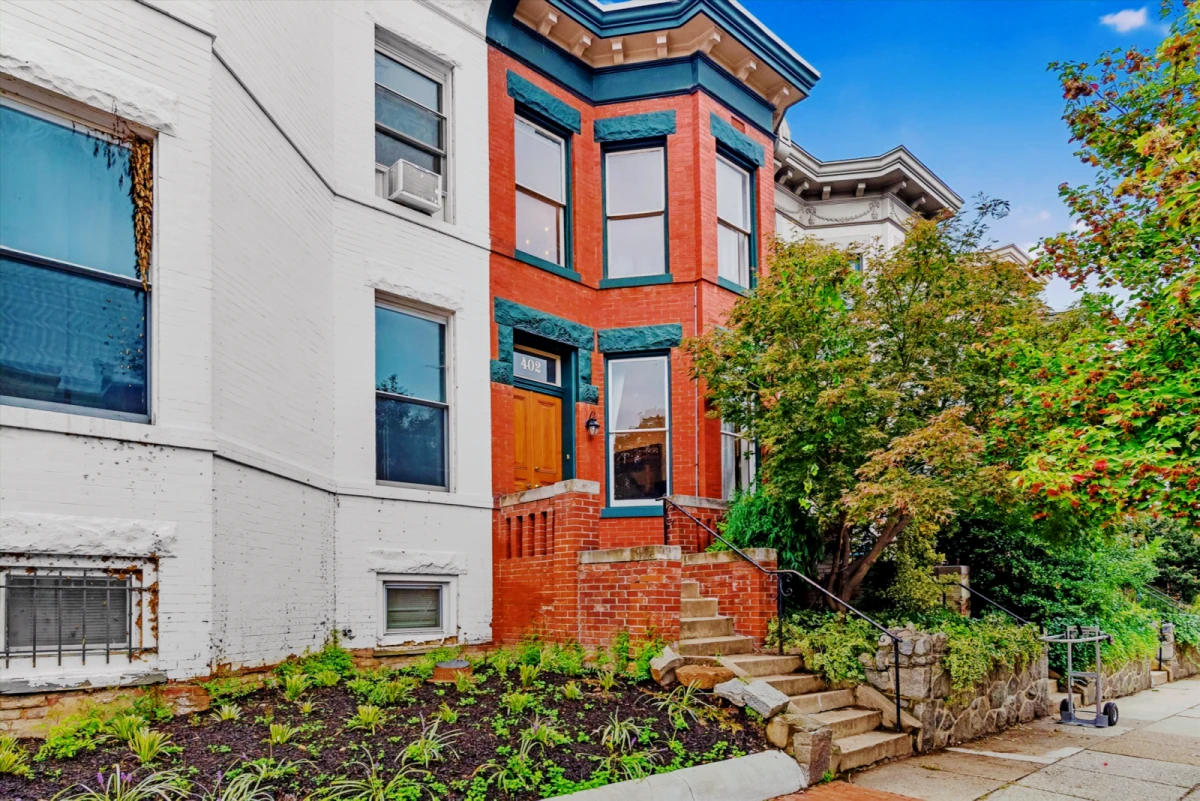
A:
[{"xmin": 861, "ymin": 628, "xmax": 1049, "ymax": 753}]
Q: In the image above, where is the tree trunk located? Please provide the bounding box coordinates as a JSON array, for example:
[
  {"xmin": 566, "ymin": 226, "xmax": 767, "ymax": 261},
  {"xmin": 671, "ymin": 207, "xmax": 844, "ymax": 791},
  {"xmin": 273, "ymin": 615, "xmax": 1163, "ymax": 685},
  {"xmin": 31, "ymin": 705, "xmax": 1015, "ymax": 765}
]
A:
[{"xmin": 833, "ymin": 516, "xmax": 911, "ymax": 602}]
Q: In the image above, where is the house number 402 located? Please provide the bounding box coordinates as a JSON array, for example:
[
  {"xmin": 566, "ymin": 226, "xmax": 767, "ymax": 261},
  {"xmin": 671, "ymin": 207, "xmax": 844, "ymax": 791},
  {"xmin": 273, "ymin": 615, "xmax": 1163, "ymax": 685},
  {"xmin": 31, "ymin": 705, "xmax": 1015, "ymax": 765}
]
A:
[{"xmin": 520, "ymin": 356, "xmax": 542, "ymax": 373}]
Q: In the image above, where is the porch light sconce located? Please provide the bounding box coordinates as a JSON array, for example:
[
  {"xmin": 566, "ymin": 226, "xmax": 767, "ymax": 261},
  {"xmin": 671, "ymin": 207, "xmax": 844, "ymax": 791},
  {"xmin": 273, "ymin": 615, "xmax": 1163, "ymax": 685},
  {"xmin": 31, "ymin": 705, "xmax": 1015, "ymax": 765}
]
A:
[{"xmin": 585, "ymin": 413, "xmax": 600, "ymax": 437}]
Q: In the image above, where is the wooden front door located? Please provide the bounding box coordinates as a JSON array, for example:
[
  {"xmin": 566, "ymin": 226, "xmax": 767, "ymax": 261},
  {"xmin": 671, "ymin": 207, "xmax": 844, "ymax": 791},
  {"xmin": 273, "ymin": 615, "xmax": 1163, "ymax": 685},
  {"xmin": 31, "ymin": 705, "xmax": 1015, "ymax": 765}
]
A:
[{"xmin": 513, "ymin": 387, "xmax": 562, "ymax": 490}]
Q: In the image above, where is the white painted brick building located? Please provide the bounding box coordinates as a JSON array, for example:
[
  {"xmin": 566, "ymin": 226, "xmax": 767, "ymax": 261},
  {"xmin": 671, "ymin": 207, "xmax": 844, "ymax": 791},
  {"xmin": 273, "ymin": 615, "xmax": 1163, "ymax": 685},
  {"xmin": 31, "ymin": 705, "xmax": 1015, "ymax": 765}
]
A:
[{"xmin": 0, "ymin": 0, "xmax": 493, "ymax": 695}]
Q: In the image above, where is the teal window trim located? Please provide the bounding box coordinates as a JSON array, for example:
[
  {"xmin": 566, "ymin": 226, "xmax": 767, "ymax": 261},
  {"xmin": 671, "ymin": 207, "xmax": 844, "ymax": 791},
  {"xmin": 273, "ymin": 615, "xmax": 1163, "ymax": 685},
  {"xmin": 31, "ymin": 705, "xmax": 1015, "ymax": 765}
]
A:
[
  {"xmin": 492, "ymin": 298, "xmax": 598, "ymax": 404},
  {"xmin": 602, "ymin": 138, "xmax": 669, "ymax": 283},
  {"xmin": 506, "ymin": 70, "xmax": 581, "ymax": 133},
  {"xmin": 597, "ymin": 324, "xmax": 683, "ymax": 353},
  {"xmin": 717, "ymin": 276, "xmax": 748, "ymax": 295},
  {"xmin": 715, "ymin": 143, "xmax": 759, "ymax": 290},
  {"xmin": 604, "ymin": 349, "xmax": 672, "ymax": 512},
  {"xmin": 514, "ymin": 108, "xmax": 574, "ymax": 275},
  {"xmin": 599, "ymin": 274, "xmax": 673, "ymax": 289},
  {"xmin": 709, "ymin": 113, "xmax": 765, "ymax": 167},
  {"xmin": 594, "ymin": 110, "xmax": 676, "ymax": 142},
  {"xmin": 515, "ymin": 250, "xmax": 582, "ymax": 282}
]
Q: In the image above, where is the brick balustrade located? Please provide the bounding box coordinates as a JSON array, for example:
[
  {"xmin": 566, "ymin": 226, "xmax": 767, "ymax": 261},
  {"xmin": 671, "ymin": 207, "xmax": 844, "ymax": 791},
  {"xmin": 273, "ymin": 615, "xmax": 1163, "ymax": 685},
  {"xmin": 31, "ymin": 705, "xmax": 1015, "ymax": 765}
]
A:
[
  {"xmin": 683, "ymin": 549, "xmax": 778, "ymax": 646},
  {"xmin": 664, "ymin": 494, "xmax": 728, "ymax": 554}
]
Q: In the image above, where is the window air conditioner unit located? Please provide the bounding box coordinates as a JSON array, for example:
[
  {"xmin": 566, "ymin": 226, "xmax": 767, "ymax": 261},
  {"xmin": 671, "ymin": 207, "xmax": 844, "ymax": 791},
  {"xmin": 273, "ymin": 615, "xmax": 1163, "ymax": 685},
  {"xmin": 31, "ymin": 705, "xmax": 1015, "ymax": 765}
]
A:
[{"xmin": 387, "ymin": 158, "xmax": 442, "ymax": 214}]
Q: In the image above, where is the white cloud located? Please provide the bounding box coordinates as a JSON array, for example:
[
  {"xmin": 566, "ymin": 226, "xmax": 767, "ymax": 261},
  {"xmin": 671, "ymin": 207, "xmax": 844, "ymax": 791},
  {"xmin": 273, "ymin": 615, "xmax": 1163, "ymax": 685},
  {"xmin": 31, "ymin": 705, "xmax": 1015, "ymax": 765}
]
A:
[{"xmin": 1100, "ymin": 7, "xmax": 1149, "ymax": 33}]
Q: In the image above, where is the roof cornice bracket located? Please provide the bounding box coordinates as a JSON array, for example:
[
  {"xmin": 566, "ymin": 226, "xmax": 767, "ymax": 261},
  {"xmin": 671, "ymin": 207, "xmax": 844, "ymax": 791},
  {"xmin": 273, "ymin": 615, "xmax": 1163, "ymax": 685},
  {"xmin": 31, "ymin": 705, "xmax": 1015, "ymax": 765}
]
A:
[
  {"xmin": 537, "ymin": 9, "xmax": 558, "ymax": 36},
  {"xmin": 735, "ymin": 56, "xmax": 758, "ymax": 81},
  {"xmin": 822, "ymin": 185, "xmax": 831, "ymax": 200},
  {"xmin": 656, "ymin": 33, "xmax": 669, "ymax": 59},
  {"xmin": 699, "ymin": 28, "xmax": 721, "ymax": 55},
  {"xmin": 570, "ymin": 30, "xmax": 593, "ymax": 57},
  {"xmin": 611, "ymin": 37, "xmax": 625, "ymax": 65},
  {"xmin": 855, "ymin": 182, "xmax": 866, "ymax": 198}
]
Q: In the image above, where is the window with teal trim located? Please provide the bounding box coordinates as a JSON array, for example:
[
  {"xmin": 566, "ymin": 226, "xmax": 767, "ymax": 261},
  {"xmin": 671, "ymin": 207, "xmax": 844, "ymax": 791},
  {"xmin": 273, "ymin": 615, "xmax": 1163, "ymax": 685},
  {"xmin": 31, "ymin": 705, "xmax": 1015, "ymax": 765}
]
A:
[
  {"xmin": 515, "ymin": 116, "xmax": 566, "ymax": 267},
  {"xmin": 606, "ymin": 355, "xmax": 670, "ymax": 506},
  {"xmin": 716, "ymin": 155, "xmax": 752, "ymax": 288},
  {"xmin": 0, "ymin": 100, "xmax": 149, "ymax": 421},
  {"xmin": 605, "ymin": 146, "xmax": 665, "ymax": 279},
  {"xmin": 721, "ymin": 418, "xmax": 757, "ymax": 500}
]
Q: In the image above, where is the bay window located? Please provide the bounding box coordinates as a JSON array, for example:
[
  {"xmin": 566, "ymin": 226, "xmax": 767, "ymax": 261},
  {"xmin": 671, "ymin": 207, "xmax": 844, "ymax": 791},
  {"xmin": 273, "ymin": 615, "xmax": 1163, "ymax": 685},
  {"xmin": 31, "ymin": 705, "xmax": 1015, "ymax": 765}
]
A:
[
  {"xmin": 606, "ymin": 355, "xmax": 670, "ymax": 506},
  {"xmin": 604, "ymin": 146, "xmax": 666, "ymax": 279},
  {"xmin": 0, "ymin": 100, "xmax": 149, "ymax": 421},
  {"xmin": 375, "ymin": 303, "xmax": 449, "ymax": 489},
  {"xmin": 515, "ymin": 117, "xmax": 566, "ymax": 267},
  {"xmin": 716, "ymin": 155, "xmax": 752, "ymax": 288}
]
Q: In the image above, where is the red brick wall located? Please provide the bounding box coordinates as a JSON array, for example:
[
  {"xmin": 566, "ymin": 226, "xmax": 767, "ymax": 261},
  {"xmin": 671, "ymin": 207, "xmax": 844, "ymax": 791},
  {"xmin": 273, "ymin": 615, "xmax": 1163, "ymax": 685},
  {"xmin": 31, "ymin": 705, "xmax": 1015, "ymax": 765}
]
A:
[
  {"xmin": 665, "ymin": 502, "xmax": 726, "ymax": 555},
  {"xmin": 578, "ymin": 556, "xmax": 682, "ymax": 647},
  {"xmin": 684, "ymin": 553, "xmax": 778, "ymax": 646}
]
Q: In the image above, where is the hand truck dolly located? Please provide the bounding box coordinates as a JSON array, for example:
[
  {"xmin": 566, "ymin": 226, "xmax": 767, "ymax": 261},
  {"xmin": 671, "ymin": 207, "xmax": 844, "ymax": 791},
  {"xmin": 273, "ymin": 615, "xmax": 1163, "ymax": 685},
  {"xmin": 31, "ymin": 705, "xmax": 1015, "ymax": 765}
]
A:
[{"xmin": 1041, "ymin": 625, "xmax": 1119, "ymax": 728}]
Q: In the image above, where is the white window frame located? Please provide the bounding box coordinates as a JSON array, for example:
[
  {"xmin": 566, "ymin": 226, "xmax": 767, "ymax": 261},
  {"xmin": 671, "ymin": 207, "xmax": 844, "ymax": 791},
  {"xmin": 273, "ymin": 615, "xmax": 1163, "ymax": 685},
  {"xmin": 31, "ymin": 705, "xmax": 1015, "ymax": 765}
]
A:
[
  {"xmin": 606, "ymin": 354, "xmax": 671, "ymax": 508},
  {"xmin": 721, "ymin": 419, "xmax": 757, "ymax": 500},
  {"xmin": 717, "ymin": 154, "xmax": 752, "ymax": 288},
  {"xmin": 0, "ymin": 94, "xmax": 155, "ymax": 425},
  {"xmin": 373, "ymin": 34, "xmax": 453, "ymax": 221},
  {"xmin": 374, "ymin": 298, "xmax": 454, "ymax": 492},
  {"xmin": 1, "ymin": 556, "xmax": 158, "ymax": 670},
  {"xmin": 604, "ymin": 146, "xmax": 667, "ymax": 278},
  {"xmin": 377, "ymin": 575, "xmax": 456, "ymax": 645},
  {"xmin": 513, "ymin": 345, "xmax": 561, "ymax": 388},
  {"xmin": 514, "ymin": 116, "xmax": 567, "ymax": 266}
]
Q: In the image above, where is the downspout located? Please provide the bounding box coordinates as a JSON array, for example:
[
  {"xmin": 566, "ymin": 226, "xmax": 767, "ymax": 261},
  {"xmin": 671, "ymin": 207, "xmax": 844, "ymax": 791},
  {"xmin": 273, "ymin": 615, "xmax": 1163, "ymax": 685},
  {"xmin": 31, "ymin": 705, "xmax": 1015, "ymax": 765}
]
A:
[{"xmin": 694, "ymin": 282, "xmax": 699, "ymax": 495}]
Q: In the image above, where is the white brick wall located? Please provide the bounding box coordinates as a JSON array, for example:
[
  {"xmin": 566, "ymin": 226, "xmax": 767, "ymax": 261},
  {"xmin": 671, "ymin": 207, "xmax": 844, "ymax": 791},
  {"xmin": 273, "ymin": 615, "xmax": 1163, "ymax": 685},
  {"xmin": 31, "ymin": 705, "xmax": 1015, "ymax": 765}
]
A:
[{"xmin": 1, "ymin": 0, "xmax": 493, "ymax": 685}]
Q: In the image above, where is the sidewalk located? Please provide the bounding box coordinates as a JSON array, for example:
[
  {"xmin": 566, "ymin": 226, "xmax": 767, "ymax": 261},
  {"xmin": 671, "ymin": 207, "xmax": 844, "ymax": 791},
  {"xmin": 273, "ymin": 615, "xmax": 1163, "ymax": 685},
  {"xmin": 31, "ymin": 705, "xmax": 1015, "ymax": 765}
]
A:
[{"xmin": 826, "ymin": 675, "xmax": 1200, "ymax": 801}]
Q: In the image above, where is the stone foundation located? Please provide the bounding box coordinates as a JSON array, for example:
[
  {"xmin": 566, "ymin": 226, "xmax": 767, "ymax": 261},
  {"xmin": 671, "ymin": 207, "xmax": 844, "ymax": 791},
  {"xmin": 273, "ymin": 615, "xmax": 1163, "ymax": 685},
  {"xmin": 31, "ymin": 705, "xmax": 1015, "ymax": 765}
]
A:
[
  {"xmin": 861, "ymin": 627, "xmax": 1050, "ymax": 753},
  {"xmin": 0, "ymin": 682, "xmax": 210, "ymax": 739}
]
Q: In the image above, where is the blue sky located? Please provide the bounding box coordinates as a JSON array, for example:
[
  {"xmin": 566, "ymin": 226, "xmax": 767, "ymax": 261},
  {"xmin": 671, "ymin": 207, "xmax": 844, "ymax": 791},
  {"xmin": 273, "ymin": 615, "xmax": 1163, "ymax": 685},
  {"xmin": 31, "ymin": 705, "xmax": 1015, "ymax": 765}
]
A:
[{"xmin": 741, "ymin": 0, "xmax": 1171, "ymax": 309}]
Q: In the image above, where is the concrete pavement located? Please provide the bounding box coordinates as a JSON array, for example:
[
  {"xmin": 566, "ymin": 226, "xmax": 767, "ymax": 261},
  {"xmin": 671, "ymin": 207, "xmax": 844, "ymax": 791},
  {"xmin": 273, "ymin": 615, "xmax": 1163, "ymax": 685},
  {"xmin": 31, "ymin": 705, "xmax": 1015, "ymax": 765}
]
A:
[{"xmin": 843, "ymin": 676, "xmax": 1200, "ymax": 801}]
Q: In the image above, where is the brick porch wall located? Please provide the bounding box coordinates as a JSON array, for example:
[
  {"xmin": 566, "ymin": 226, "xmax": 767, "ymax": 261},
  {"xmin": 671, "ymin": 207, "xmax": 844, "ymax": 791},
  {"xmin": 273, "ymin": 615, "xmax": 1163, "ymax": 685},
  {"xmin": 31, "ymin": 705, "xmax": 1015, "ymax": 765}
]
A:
[
  {"xmin": 683, "ymin": 550, "xmax": 778, "ymax": 646},
  {"xmin": 578, "ymin": 546, "xmax": 682, "ymax": 647},
  {"xmin": 664, "ymin": 495, "xmax": 728, "ymax": 554}
]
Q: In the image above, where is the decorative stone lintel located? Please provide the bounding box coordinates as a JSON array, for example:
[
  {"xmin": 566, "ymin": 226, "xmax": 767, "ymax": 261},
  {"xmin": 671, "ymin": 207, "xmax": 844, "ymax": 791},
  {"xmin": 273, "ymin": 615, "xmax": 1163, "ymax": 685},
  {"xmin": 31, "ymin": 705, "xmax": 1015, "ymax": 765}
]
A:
[
  {"xmin": 579, "ymin": 545, "xmax": 682, "ymax": 565},
  {"xmin": 597, "ymin": 323, "xmax": 683, "ymax": 353},
  {"xmin": 506, "ymin": 71, "xmax": 581, "ymax": 133},
  {"xmin": 665, "ymin": 494, "xmax": 728, "ymax": 511},
  {"xmin": 498, "ymin": 479, "xmax": 601, "ymax": 507},
  {"xmin": 682, "ymin": 548, "xmax": 776, "ymax": 566},
  {"xmin": 367, "ymin": 549, "xmax": 468, "ymax": 576},
  {"xmin": 710, "ymin": 112, "xmax": 765, "ymax": 167},
  {"xmin": 594, "ymin": 110, "xmax": 677, "ymax": 142}
]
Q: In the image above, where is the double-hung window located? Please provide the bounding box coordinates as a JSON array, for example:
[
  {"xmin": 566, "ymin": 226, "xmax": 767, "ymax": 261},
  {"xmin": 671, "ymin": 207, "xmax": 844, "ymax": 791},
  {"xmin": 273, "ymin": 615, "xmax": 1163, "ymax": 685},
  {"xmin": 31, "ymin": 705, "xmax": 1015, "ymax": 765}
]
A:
[
  {"xmin": 721, "ymin": 419, "xmax": 757, "ymax": 500},
  {"xmin": 0, "ymin": 100, "xmax": 149, "ymax": 421},
  {"xmin": 604, "ymin": 147, "xmax": 666, "ymax": 279},
  {"xmin": 607, "ymin": 355, "xmax": 670, "ymax": 506},
  {"xmin": 514, "ymin": 117, "xmax": 566, "ymax": 267},
  {"xmin": 374, "ymin": 49, "xmax": 447, "ymax": 207},
  {"xmin": 375, "ymin": 303, "xmax": 449, "ymax": 489},
  {"xmin": 716, "ymin": 155, "xmax": 753, "ymax": 288},
  {"xmin": 384, "ymin": 582, "xmax": 443, "ymax": 634}
]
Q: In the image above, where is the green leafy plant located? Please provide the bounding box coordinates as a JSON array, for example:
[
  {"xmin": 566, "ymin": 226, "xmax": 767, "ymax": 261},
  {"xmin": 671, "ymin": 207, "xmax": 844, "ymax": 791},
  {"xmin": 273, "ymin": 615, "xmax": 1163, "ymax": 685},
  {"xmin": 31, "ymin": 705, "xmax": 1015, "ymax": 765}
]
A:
[
  {"xmin": 596, "ymin": 712, "xmax": 639, "ymax": 754},
  {"xmin": 276, "ymin": 636, "xmax": 356, "ymax": 680},
  {"xmin": 196, "ymin": 771, "xmax": 272, "ymax": 801},
  {"xmin": 282, "ymin": 673, "xmax": 310, "ymax": 703},
  {"xmin": 435, "ymin": 702, "xmax": 459, "ymax": 724},
  {"xmin": 345, "ymin": 704, "xmax": 388, "ymax": 735},
  {"xmin": 311, "ymin": 669, "xmax": 342, "ymax": 688},
  {"xmin": 312, "ymin": 753, "xmax": 431, "ymax": 801},
  {"xmin": 402, "ymin": 718, "xmax": 459, "ymax": 768},
  {"xmin": 597, "ymin": 670, "xmax": 618, "ymax": 696},
  {"xmin": 36, "ymin": 710, "xmax": 109, "ymax": 761},
  {"xmin": 489, "ymin": 648, "xmax": 514, "ymax": 675},
  {"xmin": 212, "ymin": 704, "xmax": 241, "ymax": 722},
  {"xmin": 127, "ymin": 728, "xmax": 172, "ymax": 765},
  {"xmin": 653, "ymin": 682, "xmax": 711, "ymax": 729},
  {"xmin": 561, "ymin": 681, "xmax": 584, "ymax": 701},
  {"xmin": 591, "ymin": 749, "xmax": 659, "ymax": 782},
  {"xmin": 266, "ymin": 723, "xmax": 300, "ymax": 756},
  {"xmin": 501, "ymin": 691, "xmax": 535, "ymax": 715},
  {"xmin": 369, "ymin": 678, "xmax": 420, "ymax": 707},
  {"xmin": 0, "ymin": 733, "xmax": 31, "ymax": 778},
  {"xmin": 453, "ymin": 671, "xmax": 478, "ymax": 694},
  {"xmin": 52, "ymin": 765, "xmax": 186, "ymax": 800},
  {"xmin": 773, "ymin": 612, "xmax": 877, "ymax": 685},
  {"xmin": 517, "ymin": 663, "xmax": 540, "ymax": 688},
  {"xmin": 518, "ymin": 715, "xmax": 565, "ymax": 751},
  {"xmin": 105, "ymin": 714, "xmax": 146, "ymax": 744}
]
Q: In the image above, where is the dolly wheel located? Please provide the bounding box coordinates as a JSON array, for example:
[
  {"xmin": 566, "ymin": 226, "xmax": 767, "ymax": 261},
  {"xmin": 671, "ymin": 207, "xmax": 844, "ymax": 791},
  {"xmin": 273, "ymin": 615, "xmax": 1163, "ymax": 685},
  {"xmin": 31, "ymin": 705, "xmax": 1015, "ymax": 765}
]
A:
[
  {"xmin": 1060, "ymin": 698, "xmax": 1071, "ymax": 716},
  {"xmin": 1103, "ymin": 702, "xmax": 1118, "ymax": 726}
]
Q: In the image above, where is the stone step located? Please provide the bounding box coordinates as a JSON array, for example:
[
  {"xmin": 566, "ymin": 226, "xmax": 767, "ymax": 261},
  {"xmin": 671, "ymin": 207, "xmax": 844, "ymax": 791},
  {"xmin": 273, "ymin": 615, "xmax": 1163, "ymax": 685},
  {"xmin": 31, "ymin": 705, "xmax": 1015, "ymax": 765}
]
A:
[
  {"xmin": 832, "ymin": 730, "xmax": 912, "ymax": 773},
  {"xmin": 680, "ymin": 615, "xmax": 735, "ymax": 639},
  {"xmin": 756, "ymin": 673, "xmax": 826, "ymax": 696},
  {"xmin": 1152, "ymin": 670, "xmax": 1169, "ymax": 687},
  {"xmin": 811, "ymin": 707, "xmax": 882, "ymax": 740},
  {"xmin": 681, "ymin": 580, "xmax": 701, "ymax": 599},
  {"xmin": 681, "ymin": 597, "xmax": 718, "ymax": 617},
  {"xmin": 676, "ymin": 634, "xmax": 755, "ymax": 656},
  {"xmin": 789, "ymin": 688, "xmax": 856, "ymax": 715},
  {"xmin": 721, "ymin": 653, "xmax": 803, "ymax": 677}
]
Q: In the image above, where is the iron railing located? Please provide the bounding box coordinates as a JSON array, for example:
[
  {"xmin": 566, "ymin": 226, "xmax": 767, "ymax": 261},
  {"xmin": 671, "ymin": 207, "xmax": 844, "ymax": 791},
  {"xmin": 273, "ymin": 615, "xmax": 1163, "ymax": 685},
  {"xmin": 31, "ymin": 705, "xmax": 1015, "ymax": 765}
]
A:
[
  {"xmin": 1, "ymin": 567, "xmax": 151, "ymax": 669},
  {"xmin": 938, "ymin": 578, "xmax": 1037, "ymax": 628},
  {"xmin": 662, "ymin": 498, "xmax": 904, "ymax": 733}
]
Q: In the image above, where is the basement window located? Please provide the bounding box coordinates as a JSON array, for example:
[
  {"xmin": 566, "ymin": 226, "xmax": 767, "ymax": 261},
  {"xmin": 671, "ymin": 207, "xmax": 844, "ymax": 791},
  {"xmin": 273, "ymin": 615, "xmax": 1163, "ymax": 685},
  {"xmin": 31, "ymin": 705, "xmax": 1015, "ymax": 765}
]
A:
[{"xmin": 384, "ymin": 582, "xmax": 445, "ymax": 635}]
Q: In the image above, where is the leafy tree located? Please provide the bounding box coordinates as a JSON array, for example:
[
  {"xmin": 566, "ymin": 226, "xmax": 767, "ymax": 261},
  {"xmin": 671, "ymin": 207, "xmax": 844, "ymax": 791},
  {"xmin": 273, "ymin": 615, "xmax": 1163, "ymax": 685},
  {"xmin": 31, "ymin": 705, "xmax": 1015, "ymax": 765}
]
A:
[
  {"xmin": 992, "ymin": 3, "xmax": 1199, "ymax": 526},
  {"xmin": 686, "ymin": 209, "xmax": 1045, "ymax": 608}
]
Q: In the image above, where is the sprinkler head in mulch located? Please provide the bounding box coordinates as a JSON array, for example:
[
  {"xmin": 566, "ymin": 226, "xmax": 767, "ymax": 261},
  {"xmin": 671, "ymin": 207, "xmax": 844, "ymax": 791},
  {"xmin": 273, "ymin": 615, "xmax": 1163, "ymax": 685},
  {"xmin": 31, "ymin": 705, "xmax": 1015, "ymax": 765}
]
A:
[{"xmin": 430, "ymin": 658, "xmax": 472, "ymax": 683}]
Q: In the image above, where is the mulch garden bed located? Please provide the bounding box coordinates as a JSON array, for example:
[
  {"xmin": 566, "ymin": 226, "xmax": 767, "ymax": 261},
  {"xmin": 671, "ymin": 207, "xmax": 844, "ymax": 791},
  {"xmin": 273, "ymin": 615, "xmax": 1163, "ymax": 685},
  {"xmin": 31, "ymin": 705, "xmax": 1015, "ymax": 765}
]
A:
[{"xmin": 0, "ymin": 646, "xmax": 767, "ymax": 800}]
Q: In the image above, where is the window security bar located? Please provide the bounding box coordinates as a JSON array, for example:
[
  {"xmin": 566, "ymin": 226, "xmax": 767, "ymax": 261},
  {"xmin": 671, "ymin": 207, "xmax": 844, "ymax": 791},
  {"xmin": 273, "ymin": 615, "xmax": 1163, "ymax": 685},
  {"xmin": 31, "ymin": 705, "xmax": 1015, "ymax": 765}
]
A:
[{"xmin": 2, "ymin": 567, "xmax": 152, "ymax": 669}]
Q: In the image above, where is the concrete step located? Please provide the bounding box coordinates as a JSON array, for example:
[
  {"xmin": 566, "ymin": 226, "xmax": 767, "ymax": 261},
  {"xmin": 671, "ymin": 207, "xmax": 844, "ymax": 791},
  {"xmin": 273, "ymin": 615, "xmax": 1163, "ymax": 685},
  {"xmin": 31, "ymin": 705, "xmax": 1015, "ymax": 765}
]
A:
[
  {"xmin": 811, "ymin": 707, "xmax": 882, "ymax": 740},
  {"xmin": 681, "ymin": 597, "xmax": 718, "ymax": 617},
  {"xmin": 681, "ymin": 580, "xmax": 701, "ymax": 599},
  {"xmin": 680, "ymin": 615, "xmax": 735, "ymax": 639},
  {"xmin": 1152, "ymin": 670, "xmax": 1169, "ymax": 687},
  {"xmin": 676, "ymin": 634, "xmax": 755, "ymax": 656},
  {"xmin": 756, "ymin": 673, "xmax": 826, "ymax": 696},
  {"xmin": 789, "ymin": 688, "xmax": 856, "ymax": 715},
  {"xmin": 721, "ymin": 653, "xmax": 802, "ymax": 677},
  {"xmin": 832, "ymin": 730, "xmax": 912, "ymax": 773}
]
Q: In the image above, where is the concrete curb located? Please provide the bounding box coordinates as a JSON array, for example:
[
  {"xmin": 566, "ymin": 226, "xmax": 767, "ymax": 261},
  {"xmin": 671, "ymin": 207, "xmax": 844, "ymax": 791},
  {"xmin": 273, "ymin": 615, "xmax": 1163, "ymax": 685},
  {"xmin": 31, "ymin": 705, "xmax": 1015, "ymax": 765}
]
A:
[{"xmin": 544, "ymin": 750, "xmax": 807, "ymax": 800}]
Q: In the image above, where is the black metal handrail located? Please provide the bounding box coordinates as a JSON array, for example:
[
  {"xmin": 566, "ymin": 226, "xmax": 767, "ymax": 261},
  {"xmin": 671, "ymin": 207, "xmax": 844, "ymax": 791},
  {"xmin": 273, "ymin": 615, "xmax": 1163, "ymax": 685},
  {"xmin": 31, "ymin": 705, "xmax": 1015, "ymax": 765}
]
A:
[
  {"xmin": 662, "ymin": 497, "xmax": 904, "ymax": 733},
  {"xmin": 938, "ymin": 579, "xmax": 1036, "ymax": 629},
  {"xmin": 1140, "ymin": 584, "xmax": 1197, "ymax": 615}
]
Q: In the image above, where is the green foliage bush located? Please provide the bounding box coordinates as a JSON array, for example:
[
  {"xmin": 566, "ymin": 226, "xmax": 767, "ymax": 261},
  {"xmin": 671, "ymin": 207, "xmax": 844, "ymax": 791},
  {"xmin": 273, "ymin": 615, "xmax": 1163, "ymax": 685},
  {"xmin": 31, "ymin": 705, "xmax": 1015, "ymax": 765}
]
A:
[
  {"xmin": 275, "ymin": 635, "xmax": 355, "ymax": 680},
  {"xmin": 714, "ymin": 487, "xmax": 822, "ymax": 575},
  {"xmin": 771, "ymin": 612, "xmax": 877, "ymax": 685}
]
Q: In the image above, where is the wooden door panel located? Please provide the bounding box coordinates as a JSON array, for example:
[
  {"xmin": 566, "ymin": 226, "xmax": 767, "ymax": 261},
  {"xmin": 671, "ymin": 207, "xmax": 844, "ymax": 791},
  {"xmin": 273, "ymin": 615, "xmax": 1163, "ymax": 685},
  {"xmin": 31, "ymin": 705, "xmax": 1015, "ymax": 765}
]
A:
[
  {"xmin": 532, "ymin": 395, "xmax": 562, "ymax": 486},
  {"xmin": 513, "ymin": 388, "xmax": 532, "ymax": 490}
]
